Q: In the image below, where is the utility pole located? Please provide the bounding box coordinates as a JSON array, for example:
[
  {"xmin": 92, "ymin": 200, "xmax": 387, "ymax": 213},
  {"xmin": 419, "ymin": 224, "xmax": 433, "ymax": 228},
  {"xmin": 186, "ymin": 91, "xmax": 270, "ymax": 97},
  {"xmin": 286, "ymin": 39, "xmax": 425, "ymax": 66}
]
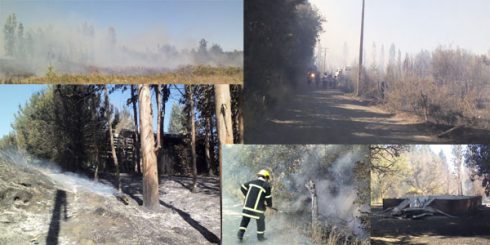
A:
[
  {"xmin": 356, "ymin": 0, "xmax": 365, "ymax": 96},
  {"xmin": 323, "ymin": 48, "xmax": 327, "ymax": 74}
]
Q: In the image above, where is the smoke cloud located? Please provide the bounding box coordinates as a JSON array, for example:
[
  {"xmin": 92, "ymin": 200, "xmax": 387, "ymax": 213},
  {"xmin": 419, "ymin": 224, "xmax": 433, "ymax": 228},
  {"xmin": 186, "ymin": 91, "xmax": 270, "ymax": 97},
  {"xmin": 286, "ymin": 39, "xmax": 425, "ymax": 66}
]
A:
[
  {"xmin": 0, "ymin": 17, "xmax": 243, "ymax": 78},
  {"xmin": 222, "ymin": 145, "xmax": 370, "ymax": 242}
]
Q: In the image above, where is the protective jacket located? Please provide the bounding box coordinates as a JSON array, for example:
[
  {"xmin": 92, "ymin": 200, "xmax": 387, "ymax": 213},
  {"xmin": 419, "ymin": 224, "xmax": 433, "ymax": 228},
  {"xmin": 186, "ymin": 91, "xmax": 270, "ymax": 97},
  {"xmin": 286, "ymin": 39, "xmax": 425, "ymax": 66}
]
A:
[{"xmin": 240, "ymin": 178, "xmax": 272, "ymax": 219}]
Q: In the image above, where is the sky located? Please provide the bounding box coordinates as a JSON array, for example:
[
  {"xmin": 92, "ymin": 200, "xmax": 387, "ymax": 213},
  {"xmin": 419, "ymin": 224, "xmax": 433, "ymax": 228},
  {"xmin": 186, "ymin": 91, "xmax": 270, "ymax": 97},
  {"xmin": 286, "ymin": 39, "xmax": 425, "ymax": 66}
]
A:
[
  {"xmin": 0, "ymin": 0, "xmax": 243, "ymax": 51},
  {"xmin": 0, "ymin": 85, "xmax": 184, "ymax": 137},
  {"xmin": 310, "ymin": 0, "xmax": 490, "ymax": 70}
]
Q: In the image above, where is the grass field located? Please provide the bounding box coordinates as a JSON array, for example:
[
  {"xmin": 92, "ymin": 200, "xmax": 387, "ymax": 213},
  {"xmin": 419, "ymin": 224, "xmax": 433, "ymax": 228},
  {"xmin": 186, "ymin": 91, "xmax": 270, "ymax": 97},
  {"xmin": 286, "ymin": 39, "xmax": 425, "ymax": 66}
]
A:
[{"xmin": 1, "ymin": 65, "xmax": 243, "ymax": 84}]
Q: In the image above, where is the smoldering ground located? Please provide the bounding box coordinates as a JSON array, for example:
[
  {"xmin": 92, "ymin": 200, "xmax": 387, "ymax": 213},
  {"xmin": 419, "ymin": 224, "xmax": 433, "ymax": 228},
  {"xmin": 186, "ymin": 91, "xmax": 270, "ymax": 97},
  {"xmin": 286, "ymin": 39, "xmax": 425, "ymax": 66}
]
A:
[
  {"xmin": 222, "ymin": 145, "xmax": 370, "ymax": 244},
  {"xmin": 0, "ymin": 149, "xmax": 221, "ymax": 244}
]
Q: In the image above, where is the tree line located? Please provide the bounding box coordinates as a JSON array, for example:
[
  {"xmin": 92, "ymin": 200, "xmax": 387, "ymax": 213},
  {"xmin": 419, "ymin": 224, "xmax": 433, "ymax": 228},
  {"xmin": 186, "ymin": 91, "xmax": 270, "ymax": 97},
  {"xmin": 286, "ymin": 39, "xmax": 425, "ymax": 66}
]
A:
[
  {"xmin": 0, "ymin": 84, "xmax": 242, "ymax": 209},
  {"xmin": 2, "ymin": 13, "xmax": 243, "ymax": 76},
  {"xmin": 350, "ymin": 45, "xmax": 490, "ymax": 128},
  {"xmin": 244, "ymin": 0, "xmax": 323, "ymax": 126},
  {"xmin": 370, "ymin": 145, "xmax": 490, "ymax": 204}
]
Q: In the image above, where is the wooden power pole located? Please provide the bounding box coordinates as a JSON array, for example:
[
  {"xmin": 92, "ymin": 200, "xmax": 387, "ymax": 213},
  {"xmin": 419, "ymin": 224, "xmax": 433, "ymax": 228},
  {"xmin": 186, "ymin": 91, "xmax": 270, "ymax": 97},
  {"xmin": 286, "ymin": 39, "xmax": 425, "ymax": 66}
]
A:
[{"xmin": 357, "ymin": 0, "xmax": 365, "ymax": 96}]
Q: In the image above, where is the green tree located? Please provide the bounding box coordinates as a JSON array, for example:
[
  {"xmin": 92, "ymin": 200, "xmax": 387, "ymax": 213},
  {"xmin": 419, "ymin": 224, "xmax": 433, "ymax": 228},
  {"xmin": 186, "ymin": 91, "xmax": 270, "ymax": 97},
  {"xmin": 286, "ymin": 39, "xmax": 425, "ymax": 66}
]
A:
[
  {"xmin": 168, "ymin": 103, "xmax": 187, "ymax": 134},
  {"xmin": 465, "ymin": 145, "xmax": 490, "ymax": 196},
  {"xmin": 3, "ymin": 13, "xmax": 17, "ymax": 56}
]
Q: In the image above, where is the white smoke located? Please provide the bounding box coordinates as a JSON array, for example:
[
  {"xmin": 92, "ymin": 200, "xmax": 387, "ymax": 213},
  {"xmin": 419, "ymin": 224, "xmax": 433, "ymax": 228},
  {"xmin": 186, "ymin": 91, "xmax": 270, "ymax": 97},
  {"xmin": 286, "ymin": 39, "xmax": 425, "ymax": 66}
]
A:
[
  {"xmin": 0, "ymin": 19, "xmax": 243, "ymax": 78},
  {"xmin": 0, "ymin": 149, "xmax": 116, "ymax": 197},
  {"xmin": 284, "ymin": 146, "xmax": 368, "ymax": 239}
]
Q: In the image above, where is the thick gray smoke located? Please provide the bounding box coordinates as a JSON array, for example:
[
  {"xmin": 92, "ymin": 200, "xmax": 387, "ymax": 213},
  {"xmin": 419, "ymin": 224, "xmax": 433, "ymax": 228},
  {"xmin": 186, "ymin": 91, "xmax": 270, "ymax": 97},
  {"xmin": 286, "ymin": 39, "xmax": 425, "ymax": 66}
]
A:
[
  {"xmin": 277, "ymin": 145, "xmax": 369, "ymax": 239},
  {"xmin": 222, "ymin": 145, "xmax": 369, "ymax": 243},
  {"xmin": 0, "ymin": 20, "xmax": 243, "ymax": 78}
]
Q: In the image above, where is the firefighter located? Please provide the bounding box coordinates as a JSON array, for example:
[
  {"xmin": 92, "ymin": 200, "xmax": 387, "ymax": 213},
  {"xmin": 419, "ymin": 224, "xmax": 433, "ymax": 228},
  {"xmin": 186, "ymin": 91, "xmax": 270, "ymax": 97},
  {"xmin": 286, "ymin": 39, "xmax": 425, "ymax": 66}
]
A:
[{"xmin": 237, "ymin": 169, "xmax": 273, "ymax": 241}]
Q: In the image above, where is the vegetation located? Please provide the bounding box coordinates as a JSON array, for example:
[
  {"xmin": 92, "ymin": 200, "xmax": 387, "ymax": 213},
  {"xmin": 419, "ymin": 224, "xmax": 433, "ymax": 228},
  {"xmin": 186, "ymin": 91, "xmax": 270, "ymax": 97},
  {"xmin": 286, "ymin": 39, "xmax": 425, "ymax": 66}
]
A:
[
  {"xmin": 0, "ymin": 84, "xmax": 242, "ymax": 209},
  {"xmin": 350, "ymin": 46, "xmax": 490, "ymax": 129},
  {"xmin": 223, "ymin": 145, "xmax": 370, "ymax": 244},
  {"xmin": 371, "ymin": 145, "xmax": 487, "ymax": 205},
  {"xmin": 244, "ymin": 0, "xmax": 323, "ymax": 118},
  {"xmin": 1, "ymin": 13, "xmax": 243, "ymax": 84},
  {"xmin": 1, "ymin": 65, "xmax": 243, "ymax": 84},
  {"xmin": 465, "ymin": 145, "xmax": 490, "ymax": 196}
]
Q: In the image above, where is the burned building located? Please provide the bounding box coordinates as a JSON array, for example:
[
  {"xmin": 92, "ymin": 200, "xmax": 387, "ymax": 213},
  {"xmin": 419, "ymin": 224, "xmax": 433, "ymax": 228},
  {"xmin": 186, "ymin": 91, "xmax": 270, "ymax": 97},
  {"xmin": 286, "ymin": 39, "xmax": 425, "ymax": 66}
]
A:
[
  {"xmin": 382, "ymin": 195, "xmax": 483, "ymax": 219},
  {"xmin": 103, "ymin": 129, "xmax": 213, "ymax": 176}
]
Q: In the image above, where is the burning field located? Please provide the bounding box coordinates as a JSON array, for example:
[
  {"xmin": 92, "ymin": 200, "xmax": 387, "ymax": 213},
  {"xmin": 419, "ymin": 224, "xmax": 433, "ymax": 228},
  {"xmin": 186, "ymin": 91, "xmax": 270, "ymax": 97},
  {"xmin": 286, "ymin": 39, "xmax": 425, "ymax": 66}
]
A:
[
  {"xmin": 0, "ymin": 150, "xmax": 220, "ymax": 244},
  {"xmin": 221, "ymin": 145, "xmax": 371, "ymax": 245}
]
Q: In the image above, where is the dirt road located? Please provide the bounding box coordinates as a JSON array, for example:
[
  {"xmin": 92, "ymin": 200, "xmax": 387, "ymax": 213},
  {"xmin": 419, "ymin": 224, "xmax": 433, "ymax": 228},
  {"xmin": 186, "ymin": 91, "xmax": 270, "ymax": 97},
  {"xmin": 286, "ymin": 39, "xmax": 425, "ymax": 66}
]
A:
[{"xmin": 246, "ymin": 86, "xmax": 490, "ymax": 144}]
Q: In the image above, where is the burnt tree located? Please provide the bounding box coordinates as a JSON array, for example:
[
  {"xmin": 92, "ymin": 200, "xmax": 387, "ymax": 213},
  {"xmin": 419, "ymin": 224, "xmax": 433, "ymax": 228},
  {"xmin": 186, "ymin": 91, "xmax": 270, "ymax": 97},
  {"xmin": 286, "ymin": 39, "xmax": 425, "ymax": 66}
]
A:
[
  {"xmin": 130, "ymin": 85, "xmax": 141, "ymax": 174},
  {"xmin": 139, "ymin": 84, "xmax": 159, "ymax": 210},
  {"xmin": 305, "ymin": 179, "xmax": 319, "ymax": 236},
  {"xmin": 186, "ymin": 85, "xmax": 198, "ymax": 192},
  {"xmin": 214, "ymin": 84, "xmax": 234, "ymax": 176},
  {"xmin": 104, "ymin": 85, "xmax": 121, "ymax": 192}
]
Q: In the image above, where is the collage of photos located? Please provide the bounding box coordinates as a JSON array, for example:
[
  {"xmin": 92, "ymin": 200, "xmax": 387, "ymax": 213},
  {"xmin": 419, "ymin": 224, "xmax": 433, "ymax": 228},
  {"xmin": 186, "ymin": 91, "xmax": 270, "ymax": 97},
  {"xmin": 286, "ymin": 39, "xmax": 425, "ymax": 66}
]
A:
[{"xmin": 0, "ymin": 0, "xmax": 489, "ymax": 245}]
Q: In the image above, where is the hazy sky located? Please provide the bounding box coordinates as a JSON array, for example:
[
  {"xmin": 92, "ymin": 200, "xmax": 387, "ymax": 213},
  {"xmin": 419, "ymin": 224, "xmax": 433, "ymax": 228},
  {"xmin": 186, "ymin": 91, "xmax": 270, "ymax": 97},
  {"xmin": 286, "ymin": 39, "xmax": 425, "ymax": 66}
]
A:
[
  {"xmin": 0, "ymin": 85, "xmax": 184, "ymax": 137},
  {"xmin": 0, "ymin": 0, "xmax": 243, "ymax": 51},
  {"xmin": 310, "ymin": 0, "xmax": 490, "ymax": 69}
]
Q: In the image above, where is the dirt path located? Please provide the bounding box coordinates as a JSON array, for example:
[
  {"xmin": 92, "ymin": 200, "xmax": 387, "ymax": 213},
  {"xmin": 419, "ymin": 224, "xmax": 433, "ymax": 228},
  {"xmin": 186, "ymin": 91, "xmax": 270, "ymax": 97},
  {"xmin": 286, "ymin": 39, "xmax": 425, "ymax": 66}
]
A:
[{"xmin": 247, "ymin": 86, "xmax": 490, "ymax": 144}]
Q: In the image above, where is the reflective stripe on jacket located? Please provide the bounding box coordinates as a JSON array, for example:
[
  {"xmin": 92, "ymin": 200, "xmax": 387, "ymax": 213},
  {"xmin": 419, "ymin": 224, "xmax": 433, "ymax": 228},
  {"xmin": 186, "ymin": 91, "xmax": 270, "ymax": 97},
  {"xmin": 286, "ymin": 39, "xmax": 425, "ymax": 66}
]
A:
[{"xmin": 240, "ymin": 179, "xmax": 272, "ymax": 219}]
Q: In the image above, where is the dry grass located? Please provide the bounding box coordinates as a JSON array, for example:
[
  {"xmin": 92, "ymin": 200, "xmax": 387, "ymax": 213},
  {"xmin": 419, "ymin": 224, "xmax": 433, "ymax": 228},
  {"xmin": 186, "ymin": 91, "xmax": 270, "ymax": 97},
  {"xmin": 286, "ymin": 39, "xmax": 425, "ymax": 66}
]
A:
[{"xmin": 1, "ymin": 65, "xmax": 243, "ymax": 84}]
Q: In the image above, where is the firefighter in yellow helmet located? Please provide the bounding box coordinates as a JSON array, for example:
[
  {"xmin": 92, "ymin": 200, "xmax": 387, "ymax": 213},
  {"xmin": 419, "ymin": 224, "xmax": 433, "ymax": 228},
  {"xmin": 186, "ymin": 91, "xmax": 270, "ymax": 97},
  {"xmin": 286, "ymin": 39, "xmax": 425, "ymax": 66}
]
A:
[{"xmin": 237, "ymin": 169, "xmax": 273, "ymax": 241}]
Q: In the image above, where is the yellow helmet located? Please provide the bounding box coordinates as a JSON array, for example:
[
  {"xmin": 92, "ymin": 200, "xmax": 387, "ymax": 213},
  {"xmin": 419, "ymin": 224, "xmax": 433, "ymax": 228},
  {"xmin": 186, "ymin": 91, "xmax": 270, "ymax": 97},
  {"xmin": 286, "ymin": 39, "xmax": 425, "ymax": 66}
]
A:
[{"xmin": 257, "ymin": 169, "xmax": 270, "ymax": 179}]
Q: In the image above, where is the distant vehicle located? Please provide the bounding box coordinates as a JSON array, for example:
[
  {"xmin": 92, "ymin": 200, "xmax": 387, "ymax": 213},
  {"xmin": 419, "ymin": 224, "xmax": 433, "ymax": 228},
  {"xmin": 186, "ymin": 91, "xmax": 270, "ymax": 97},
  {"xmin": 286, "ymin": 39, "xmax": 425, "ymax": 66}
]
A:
[
  {"xmin": 307, "ymin": 71, "xmax": 316, "ymax": 84},
  {"xmin": 306, "ymin": 70, "xmax": 320, "ymax": 85}
]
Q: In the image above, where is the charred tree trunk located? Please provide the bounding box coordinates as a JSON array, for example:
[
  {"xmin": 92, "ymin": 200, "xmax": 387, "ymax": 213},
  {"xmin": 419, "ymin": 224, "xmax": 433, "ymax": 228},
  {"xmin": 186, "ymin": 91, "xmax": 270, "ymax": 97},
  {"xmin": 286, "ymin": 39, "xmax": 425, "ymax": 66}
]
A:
[
  {"xmin": 305, "ymin": 180, "xmax": 319, "ymax": 235},
  {"xmin": 204, "ymin": 115, "xmax": 213, "ymax": 176},
  {"xmin": 154, "ymin": 85, "xmax": 163, "ymax": 181},
  {"xmin": 104, "ymin": 85, "xmax": 121, "ymax": 192},
  {"xmin": 138, "ymin": 84, "xmax": 160, "ymax": 210},
  {"xmin": 214, "ymin": 84, "xmax": 234, "ymax": 176},
  {"xmin": 209, "ymin": 112, "xmax": 217, "ymax": 175},
  {"xmin": 186, "ymin": 85, "xmax": 198, "ymax": 192},
  {"xmin": 154, "ymin": 85, "xmax": 162, "ymax": 150},
  {"xmin": 131, "ymin": 85, "xmax": 141, "ymax": 175},
  {"xmin": 92, "ymin": 92, "xmax": 100, "ymax": 181},
  {"xmin": 231, "ymin": 85, "xmax": 244, "ymax": 143},
  {"xmin": 238, "ymin": 100, "xmax": 244, "ymax": 144}
]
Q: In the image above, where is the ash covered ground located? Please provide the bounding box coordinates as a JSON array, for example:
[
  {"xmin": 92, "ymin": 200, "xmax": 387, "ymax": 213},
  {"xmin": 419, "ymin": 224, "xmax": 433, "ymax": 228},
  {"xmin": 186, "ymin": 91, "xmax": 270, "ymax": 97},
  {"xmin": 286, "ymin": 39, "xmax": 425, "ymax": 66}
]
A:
[
  {"xmin": 371, "ymin": 204, "xmax": 490, "ymax": 244},
  {"xmin": 0, "ymin": 153, "xmax": 220, "ymax": 245}
]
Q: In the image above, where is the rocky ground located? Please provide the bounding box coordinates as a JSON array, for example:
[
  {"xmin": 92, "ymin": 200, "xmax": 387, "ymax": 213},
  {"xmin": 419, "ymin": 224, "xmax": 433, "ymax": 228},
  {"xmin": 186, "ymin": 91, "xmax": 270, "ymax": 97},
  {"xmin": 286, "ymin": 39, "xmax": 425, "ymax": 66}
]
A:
[{"xmin": 0, "ymin": 152, "xmax": 220, "ymax": 245}]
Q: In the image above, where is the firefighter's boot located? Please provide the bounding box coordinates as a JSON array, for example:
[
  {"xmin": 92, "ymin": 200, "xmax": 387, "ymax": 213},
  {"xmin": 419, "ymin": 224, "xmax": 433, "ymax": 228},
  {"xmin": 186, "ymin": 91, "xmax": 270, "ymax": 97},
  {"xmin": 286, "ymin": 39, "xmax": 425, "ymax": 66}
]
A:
[
  {"xmin": 237, "ymin": 230, "xmax": 245, "ymax": 241},
  {"xmin": 257, "ymin": 233, "xmax": 267, "ymax": 241}
]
